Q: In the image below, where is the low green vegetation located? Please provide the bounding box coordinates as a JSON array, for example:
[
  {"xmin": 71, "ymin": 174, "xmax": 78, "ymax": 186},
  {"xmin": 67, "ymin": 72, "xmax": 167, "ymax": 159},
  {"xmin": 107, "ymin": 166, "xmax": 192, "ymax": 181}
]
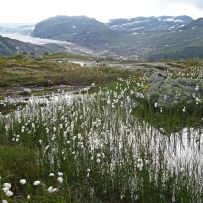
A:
[
  {"xmin": 0, "ymin": 102, "xmax": 27, "ymax": 115},
  {"xmin": 183, "ymin": 58, "xmax": 203, "ymax": 67},
  {"xmin": 133, "ymin": 99, "xmax": 203, "ymax": 134},
  {"xmin": 42, "ymin": 53, "xmax": 94, "ymax": 60},
  {"xmin": 0, "ymin": 54, "xmax": 138, "ymax": 88},
  {"xmin": 0, "ymin": 55, "xmax": 203, "ymax": 202}
]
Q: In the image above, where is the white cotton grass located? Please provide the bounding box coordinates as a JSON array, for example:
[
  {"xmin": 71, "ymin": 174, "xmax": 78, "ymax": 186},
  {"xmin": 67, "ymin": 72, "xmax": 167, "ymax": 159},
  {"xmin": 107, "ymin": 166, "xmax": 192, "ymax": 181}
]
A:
[
  {"xmin": 154, "ymin": 102, "xmax": 158, "ymax": 108},
  {"xmin": 3, "ymin": 183, "xmax": 11, "ymax": 189},
  {"xmin": 5, "ymin": 190, "xmax": 13, "ymax": 197},
  {"xmin": 180, "ymin": 168, "xmax": 185, "ymax": 173},
  {"xmin": 87, "ymin": 168, "xmax": 91, "ymax": 178},
  {"xmin": 2, "ymin": 183, "xmax": 13, "ymax": 197},
  {"xmin": 0, "ymin": 70, "xmax": 203, "ymax": 202},
  {"xmin": 19, "ymin": 179, "xmax": 26, "ymax": 185},
  {"xmin": 47, "ymin": 186, "xmax": 59, "ymax": 193},
  {"xmin": 53, "ymin": 188, "xmax": 59, "ymax": 192},
  {"xmin": 33, "ymin": 180, "xmax": 41, "ymax": 186},
  {"xmin": 47, "ymin": 186, "xmax": 54, "ymax": 193},
  {"xmin": 137, "ymin": 159, "xmax": 143, "ymax": 171},
  {"xmin": 183, "ymin": 107, "xmax": 186, "ymax": 112},
  {"xmin": 3, "ymin": 187, "xmax": 9, "ymax": 193},
  {"xmin": 57, "ymin": 177, "xmax": 63, "ymax": 183},
  {"xmin": 58, "ymin": 172, "xmax": 63, "ymax": 176},
  {"xmin": 2, "ymin": 182, "xmax": 13, "ymax": 197}
]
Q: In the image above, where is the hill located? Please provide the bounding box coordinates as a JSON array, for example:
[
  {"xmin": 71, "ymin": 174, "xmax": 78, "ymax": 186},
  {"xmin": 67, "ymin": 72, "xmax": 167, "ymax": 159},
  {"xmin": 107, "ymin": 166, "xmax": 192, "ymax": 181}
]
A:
[
  {"xmin": 0, "ymin": 35, "xmax": 72, "ymax": 56},
  {"xmin": 13, "ymin": 15, "xmax": 203, "ymax": 60}
]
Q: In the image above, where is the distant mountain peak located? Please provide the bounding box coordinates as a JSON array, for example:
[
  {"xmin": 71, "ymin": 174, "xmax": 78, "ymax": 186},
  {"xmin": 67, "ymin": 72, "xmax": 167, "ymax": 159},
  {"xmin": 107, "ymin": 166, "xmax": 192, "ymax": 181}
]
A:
[
  {"xmin": 181, "ymin": 17, "xmax": 203, "ymax": 30},
  {"xmin": 22, "ymin": 15, "xmax": 203, "ymax": 60},
  {"xmin": 107, "ymin": 15, "xmax": 193, "ymax": 33}
]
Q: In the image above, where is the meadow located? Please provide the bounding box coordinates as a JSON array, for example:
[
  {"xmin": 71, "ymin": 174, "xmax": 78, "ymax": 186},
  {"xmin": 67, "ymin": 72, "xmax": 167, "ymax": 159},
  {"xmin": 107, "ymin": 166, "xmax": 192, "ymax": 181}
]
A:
[{"xmin": 0, "ymin": 55, "xmax": 203, "ymax": 202}]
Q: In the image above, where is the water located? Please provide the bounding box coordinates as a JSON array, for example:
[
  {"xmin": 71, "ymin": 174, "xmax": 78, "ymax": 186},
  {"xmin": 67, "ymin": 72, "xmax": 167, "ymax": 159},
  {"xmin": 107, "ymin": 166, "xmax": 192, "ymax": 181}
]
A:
[
  {"xmin": 1, "ymin": 88, "xmax": 203, "ymax": 201},
  {"xmin": 1, "ymin": 90, "xmax": 203, "ymax": 171}
]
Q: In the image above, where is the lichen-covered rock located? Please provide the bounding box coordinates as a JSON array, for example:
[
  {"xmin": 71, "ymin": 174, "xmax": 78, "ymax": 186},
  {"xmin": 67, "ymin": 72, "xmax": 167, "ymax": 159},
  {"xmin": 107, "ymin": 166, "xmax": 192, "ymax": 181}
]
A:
[{"xmin": 144, "ymin": 72, "xmax": 203, "ymax": 107}]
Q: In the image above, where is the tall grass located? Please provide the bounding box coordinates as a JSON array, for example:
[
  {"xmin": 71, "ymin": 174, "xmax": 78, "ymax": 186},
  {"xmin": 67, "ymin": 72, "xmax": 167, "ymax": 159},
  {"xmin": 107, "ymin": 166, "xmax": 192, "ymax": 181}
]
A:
[{"xmin": 0, "ymin": 77, "xmax": 203, "ymax": 202}]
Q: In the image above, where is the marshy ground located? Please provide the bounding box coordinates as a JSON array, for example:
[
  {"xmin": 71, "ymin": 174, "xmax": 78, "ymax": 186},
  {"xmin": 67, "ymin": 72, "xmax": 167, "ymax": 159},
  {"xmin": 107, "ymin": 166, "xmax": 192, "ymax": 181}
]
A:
[{"xmin": 0, "ymin": 54, "xmax": 203, "ymax": 202}]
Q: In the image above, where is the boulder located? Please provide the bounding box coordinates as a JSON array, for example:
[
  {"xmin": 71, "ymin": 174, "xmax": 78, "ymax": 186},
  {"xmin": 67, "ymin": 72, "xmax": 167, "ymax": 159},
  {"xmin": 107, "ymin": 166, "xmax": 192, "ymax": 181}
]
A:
[
  {"xmin": 144, "ymin": 72, "xmax": 202, "ymax": 107},
  {"xmin": 23, "ymin": 88, "xmax": 32, "ymax": 93},
  {"xmin": 18, "ymin": 88, "xmax": 32, "ymax": 96}
]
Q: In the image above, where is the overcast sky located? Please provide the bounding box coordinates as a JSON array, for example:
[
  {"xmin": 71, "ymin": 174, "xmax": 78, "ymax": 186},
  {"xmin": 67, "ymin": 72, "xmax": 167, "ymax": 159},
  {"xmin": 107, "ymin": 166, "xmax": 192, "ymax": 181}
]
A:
[{"xmin": 1, "ymin": 0, "xmax": 203, "ymax": 23}]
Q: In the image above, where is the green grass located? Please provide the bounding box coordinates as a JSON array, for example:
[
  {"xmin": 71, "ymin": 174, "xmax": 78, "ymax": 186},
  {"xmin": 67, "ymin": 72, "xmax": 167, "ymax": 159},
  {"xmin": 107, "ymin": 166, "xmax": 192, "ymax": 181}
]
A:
[
  {"xmin": 0, "ymin": 54, "xmax": 139, "ymax": 88},
  {"xmin": 132, "ymin": 98, "xmax": 203, "ymax": 134},
  {"xmin": 0, "ymin": 56, "xmax": 203, "ymax": 202},
  {"xmin": 42, "ymin": 53, "xmax": 93, "ymax": 60},
  {"xmin": 0, "ymin": 102, "xmax": 27, "ymax": 115},
  {"xmin": 0, "ymin": 77, "xmax": 202, "ymax": 202},
  {"xmin": 183, "ymin": 58, "xmax": 203, "ymax": 67}
]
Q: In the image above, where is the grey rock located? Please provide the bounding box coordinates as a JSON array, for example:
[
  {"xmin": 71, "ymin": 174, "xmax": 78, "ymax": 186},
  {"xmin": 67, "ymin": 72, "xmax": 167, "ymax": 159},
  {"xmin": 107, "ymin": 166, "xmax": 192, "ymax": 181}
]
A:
[
  {"xmin": 23, "ymin": 88, "xmax": 32, "ymax": 93},
  {"xmin": 147, "ymin": 72, "xmax": 167, "ymax": 84},
  {"xmin": 18, "ymin": 88, "xmax": 32, "ymax": 96},
  {"xmin": 144, "ymin": 72, "xmax": 202, "ymax": 107}
]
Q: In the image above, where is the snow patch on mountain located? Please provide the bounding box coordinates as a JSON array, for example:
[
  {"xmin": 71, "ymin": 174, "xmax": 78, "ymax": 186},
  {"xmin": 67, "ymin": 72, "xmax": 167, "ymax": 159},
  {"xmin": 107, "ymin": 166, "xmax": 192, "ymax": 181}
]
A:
[
  {"xmin": 163, "ymin": 18, "xmax": 184, "ymax": 23},
  {"xmin": 131, "ymin": 27, "xmax": 145, "ymax": 30}
]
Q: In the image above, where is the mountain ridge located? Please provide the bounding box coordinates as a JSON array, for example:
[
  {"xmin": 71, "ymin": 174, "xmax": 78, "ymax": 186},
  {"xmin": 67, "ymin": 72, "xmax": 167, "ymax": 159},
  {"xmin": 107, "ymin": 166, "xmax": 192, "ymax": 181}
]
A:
[{"xmin": 1, "ymin": 15, "xmax": 203, "ymax": 60}]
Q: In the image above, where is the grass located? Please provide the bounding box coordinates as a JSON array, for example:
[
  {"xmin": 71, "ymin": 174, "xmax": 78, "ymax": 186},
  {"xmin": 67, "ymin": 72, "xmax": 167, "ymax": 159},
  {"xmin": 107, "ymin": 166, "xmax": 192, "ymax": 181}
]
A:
[
  {"xmin": 42, "ymin": 53, "xmax": 94, "ymax": 61},
  {"xmin": 183, "ymin": 58, "xmax": 203, "ymax": 68},
  {"xmin": 0, "ymin": 54, "xmax": 139, "ymax": 88},
  {"xmin": 0, "ymin": 76, "xmax": 202, "ymax": 202},
  {"xmin": 132, "ymin": 98, "xmax": 203, "ymax": 134},
  {"xmin": 0, "ymin": 55, "xmax": 203, "ymax": 202},
  {"xmin": 0, "ymin": 102, "xmax": 27, "ymax": 115}
]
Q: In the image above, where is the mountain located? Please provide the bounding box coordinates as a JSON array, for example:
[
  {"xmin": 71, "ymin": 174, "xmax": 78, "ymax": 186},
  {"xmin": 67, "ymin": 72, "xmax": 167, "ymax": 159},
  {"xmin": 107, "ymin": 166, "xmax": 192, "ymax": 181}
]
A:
[
  {"xmin": 181, "ymin": 17, "xmax": 203, "ymax": 30},
  {"xmin": 22, "ymin": 15, "xmax": 203, "ymax": 59},
  {"xmin": 0, "ymin": 35, "xmax": 74, "ymax": 56},
  {"xmin": 33, "ymin": 16, "xmax": 105, "ymax": 40},
  {"xmin": 142, "ymin": 17, "xmax": 203, "ymax": 60},
  {"xmin": 32, "ymin": 15, "xmax": 123, "ymax": 50},
  {"xmin": 107, "ymin": 16, "xmax": 193, "ymax": 33}
]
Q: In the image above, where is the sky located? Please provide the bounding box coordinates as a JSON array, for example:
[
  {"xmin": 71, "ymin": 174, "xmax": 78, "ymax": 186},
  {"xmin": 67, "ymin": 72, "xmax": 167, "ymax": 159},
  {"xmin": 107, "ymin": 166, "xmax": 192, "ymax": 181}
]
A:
[{"xmin": 1, "ymin": 0, "xmax": 203, "ymax": 23}]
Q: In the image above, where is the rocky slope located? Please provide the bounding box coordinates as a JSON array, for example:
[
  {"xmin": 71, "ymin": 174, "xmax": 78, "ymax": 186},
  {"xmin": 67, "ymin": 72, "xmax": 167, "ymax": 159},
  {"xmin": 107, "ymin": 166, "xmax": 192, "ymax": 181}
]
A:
[
  {"xmin": 0, "ymin": 35, "xmax": 70, "ymax": 56},
  {"xmin": 5, "ymin": 15, "xmax": 203, "ymax": 60}
]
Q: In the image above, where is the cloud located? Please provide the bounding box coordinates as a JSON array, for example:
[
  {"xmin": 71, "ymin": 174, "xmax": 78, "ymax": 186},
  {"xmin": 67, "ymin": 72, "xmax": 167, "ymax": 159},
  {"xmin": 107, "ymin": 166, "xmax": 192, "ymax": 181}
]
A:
[
  {"xmin": 0, "ymin": 0, "xmax": 203, "ymax": 23},
  {"xmin": 144, "ymin": 0, "xmax": 203, "ymax": 9},
  {"xmin": 177, "ymin": 0, "xmax": 203, "ymax": 8}
]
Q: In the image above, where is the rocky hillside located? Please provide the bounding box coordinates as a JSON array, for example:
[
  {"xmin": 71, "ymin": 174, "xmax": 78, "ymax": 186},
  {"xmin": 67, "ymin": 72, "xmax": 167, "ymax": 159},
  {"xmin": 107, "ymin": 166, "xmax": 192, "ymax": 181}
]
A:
[
  {"xmin": 108, "ymin": 16, "xmax": 192, "ymax": 33},
  {"xmin": 0, "ymin": 35, "xmax": 69, "ymax": 56},
  {"xmin": 32, "ymin": 16, "xmax": 122, "ymax": 50},
  {"xmin": 33, "ymin": 16, "xmax": 106, "ymax": 40},
  {"xmin": 18, "ymin": 15, "xmax": 203, "ymax": 59}
]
